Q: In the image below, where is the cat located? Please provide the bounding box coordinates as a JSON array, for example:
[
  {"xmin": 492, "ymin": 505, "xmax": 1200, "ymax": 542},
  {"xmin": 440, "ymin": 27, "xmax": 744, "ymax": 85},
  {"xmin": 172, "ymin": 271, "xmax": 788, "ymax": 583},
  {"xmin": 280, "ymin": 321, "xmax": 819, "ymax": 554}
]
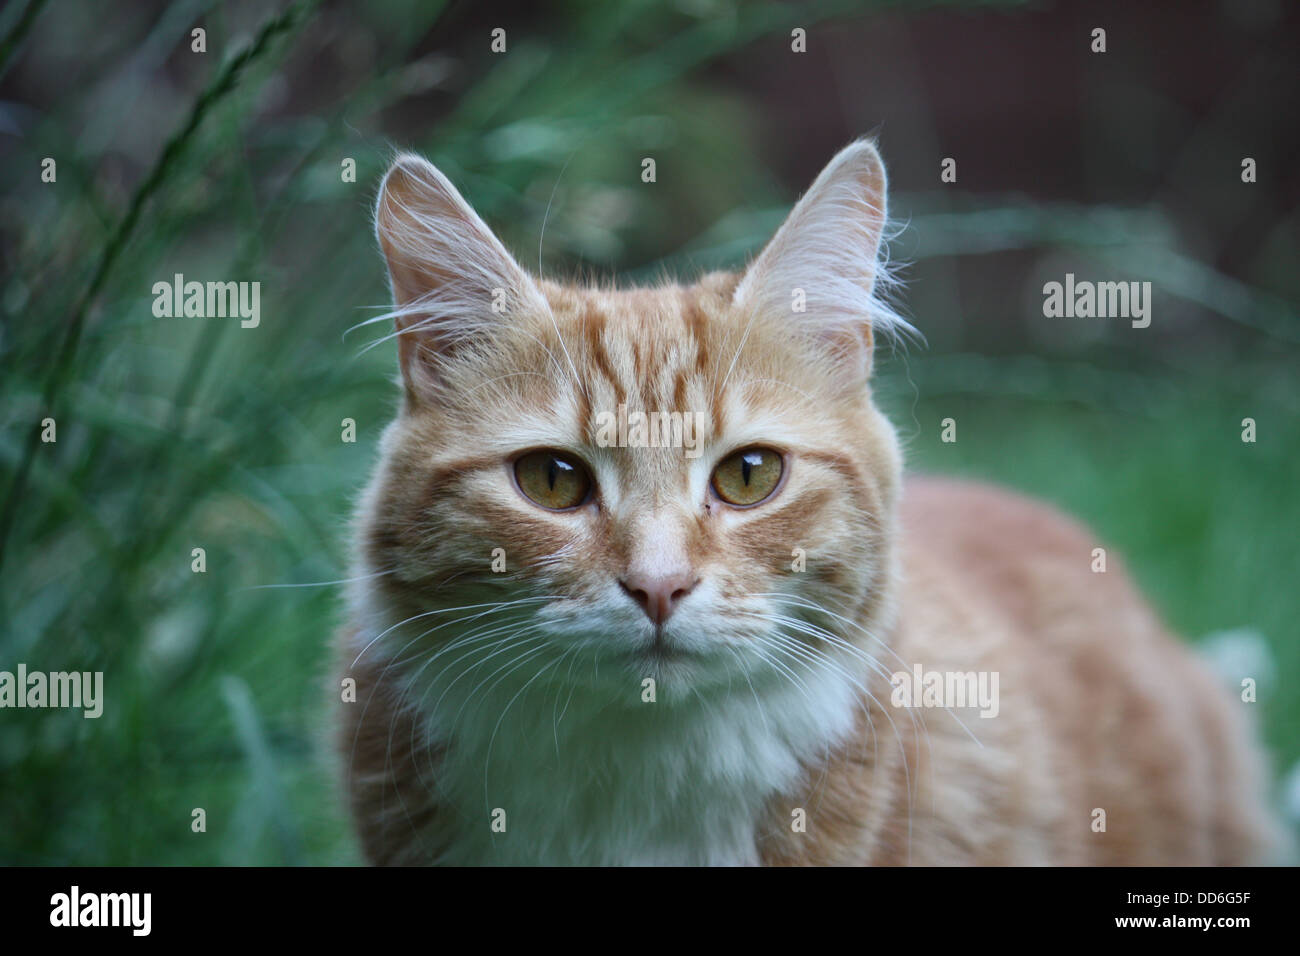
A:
[{"xmin": 336, "ymin": 139, "xmax": 1281, "ymax": 865}]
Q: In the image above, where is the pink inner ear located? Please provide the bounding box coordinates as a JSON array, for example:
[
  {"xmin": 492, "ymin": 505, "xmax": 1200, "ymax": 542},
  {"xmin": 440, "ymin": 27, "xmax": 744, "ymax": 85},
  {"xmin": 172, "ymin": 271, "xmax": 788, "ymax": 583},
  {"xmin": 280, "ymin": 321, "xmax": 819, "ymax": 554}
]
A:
[
  {"xmin": 374, "ymin": 155, "xmax": 552, "ymax": 405},
  {"xmin": 729, "ymin": 141, "xmax": 909, "ymax": 370}
]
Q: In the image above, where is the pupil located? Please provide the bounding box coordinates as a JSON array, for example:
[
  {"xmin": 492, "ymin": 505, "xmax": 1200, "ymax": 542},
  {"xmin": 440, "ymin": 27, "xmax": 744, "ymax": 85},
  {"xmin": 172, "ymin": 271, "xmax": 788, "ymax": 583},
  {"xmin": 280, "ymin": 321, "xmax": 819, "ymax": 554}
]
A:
[
  {"xmin": 547, "ymin": 458, "xmax": 558, "ymax": 490},
  {"xmin": 741, "ymin": 451, "xmax": 761, "ymax": 485}
]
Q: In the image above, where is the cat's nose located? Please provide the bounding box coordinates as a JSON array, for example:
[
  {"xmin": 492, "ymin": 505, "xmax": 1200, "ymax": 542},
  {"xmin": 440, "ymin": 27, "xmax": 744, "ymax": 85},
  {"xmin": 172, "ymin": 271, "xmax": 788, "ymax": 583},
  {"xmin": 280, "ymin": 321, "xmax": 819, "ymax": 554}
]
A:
[{"xmin": 619, "ymin": 572, "xmax": 699, "ymax": 626}]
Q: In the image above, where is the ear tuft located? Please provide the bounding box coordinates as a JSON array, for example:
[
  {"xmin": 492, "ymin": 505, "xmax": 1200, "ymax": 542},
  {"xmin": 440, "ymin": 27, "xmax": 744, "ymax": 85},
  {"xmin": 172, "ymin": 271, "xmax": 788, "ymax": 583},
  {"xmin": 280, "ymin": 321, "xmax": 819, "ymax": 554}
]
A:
[
  {"xmin": 374, "ymin": 153, "xmax": 548, "ymax": 400},
  {"xmin": 732, "ymin": 139, "xmax": 912, "ymax": 378}
]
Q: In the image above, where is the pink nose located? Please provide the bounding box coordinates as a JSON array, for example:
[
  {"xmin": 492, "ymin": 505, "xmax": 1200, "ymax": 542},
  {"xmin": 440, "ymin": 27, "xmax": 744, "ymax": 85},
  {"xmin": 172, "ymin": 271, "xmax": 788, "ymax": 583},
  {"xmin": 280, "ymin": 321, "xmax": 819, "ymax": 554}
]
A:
[{"xmin": 620, "ymin": 573, "xmax": 699, "ymax": 626}]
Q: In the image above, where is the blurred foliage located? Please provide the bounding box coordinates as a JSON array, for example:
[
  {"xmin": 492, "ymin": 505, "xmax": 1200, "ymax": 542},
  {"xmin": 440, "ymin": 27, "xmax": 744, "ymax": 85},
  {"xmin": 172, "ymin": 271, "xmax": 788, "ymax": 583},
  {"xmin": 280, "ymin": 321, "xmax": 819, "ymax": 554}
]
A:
[{"xmin": 0, "ymin": 0, "xmax": 1295, "ymax": 863}]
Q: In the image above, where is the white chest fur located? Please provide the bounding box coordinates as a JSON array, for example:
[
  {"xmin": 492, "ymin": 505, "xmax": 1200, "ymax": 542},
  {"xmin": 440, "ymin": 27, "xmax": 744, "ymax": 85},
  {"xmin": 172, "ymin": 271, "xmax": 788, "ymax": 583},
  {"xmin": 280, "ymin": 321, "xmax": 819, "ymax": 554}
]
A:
[{"xmin": 377, "ymin": 638, "xmax": 866, "ymax": 866}]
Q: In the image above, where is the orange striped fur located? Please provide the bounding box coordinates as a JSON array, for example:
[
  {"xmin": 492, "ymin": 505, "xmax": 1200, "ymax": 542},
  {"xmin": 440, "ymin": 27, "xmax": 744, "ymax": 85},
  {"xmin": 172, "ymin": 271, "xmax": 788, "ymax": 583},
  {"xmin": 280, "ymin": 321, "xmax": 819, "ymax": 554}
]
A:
[{"xmin": 336, "ymin": 142, "xmax": 1281, "ymax": 865}]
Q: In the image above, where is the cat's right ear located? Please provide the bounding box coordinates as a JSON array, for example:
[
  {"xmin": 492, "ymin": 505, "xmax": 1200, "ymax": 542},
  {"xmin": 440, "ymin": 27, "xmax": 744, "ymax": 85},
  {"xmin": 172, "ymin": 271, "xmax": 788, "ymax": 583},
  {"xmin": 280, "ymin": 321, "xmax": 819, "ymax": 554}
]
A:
[{"xmin": 375, "ymin": 153, "xmax": 547, "ymax": 403}]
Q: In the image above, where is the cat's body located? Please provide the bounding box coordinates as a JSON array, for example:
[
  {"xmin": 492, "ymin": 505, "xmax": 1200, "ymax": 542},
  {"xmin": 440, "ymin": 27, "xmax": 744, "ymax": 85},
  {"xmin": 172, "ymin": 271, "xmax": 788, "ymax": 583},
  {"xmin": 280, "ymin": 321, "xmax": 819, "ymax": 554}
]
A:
[{"xmin": 336, "ymin": 142, "xmax": 1279, "ymax": 865}]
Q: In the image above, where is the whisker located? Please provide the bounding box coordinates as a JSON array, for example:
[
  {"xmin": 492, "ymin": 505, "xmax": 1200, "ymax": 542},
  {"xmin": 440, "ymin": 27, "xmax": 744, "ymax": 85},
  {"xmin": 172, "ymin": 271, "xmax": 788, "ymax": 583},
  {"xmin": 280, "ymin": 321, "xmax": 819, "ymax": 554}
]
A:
[
  {"xmin": 760, "ymin": 592, "xmax": 982, "ymax": 749},
  {"xmin": 484, "ymin": 644, "xmax": 569, "ymax": 808},
  {"xmin": 760, "ymin": 628, "xmax": 913, "ymax": 861},
  {"xmin": 351, "ymin": 595, "xmax": 550, "ymax": 668},
  {"xmin": 243, "ymin": 567, "xmax": 396, "ymax": 591}
]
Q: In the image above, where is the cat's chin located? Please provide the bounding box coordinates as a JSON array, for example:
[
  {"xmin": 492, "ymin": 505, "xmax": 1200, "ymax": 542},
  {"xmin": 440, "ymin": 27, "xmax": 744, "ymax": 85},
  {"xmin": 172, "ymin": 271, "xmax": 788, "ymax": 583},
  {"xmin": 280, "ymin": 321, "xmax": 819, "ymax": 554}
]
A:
[
  {"xmin": 617, "ymin": 637, "xmax": 769, "ymax": 697},
  {"xmin": 626, "ymin": 639, "xmax": 695, "ymax": 669},
  {"xmin": 539, "ymin": 628, "xmax": 743, "ymax": 698},
  {"xmin": 583, "ymin": 633, "xmax": 702, "ymax": 668}
]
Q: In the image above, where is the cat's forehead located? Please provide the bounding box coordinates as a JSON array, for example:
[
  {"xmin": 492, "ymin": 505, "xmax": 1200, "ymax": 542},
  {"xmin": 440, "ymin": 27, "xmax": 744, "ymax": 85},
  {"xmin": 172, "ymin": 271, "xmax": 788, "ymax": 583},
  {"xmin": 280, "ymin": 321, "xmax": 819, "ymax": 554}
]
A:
[
  {"xmin": 423, "ymin": 274, "xmax": 838, "ymax": 492},
  {"xmin": 541, "ymin": 275, "xmax": 739, "ymax": 342},
  {"xmin": 484, "ymin": 279, "xmax": 739, "ymax": 490},
  {"xmin": 536, "ymin": 275, "xmax": 743, "ymax": 410}
]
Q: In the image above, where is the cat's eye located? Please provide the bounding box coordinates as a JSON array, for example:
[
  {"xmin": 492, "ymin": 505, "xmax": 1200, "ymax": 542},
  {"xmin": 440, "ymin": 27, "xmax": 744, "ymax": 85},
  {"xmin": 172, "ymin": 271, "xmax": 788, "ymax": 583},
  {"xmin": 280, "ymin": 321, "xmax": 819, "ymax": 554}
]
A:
[
  {"xmin": 513, "ymin": 450, "xmax": 593, "ymax": 511},
  {"xmin": 710, "ymin": 446, "xmax": 784, "ymax": 507}
]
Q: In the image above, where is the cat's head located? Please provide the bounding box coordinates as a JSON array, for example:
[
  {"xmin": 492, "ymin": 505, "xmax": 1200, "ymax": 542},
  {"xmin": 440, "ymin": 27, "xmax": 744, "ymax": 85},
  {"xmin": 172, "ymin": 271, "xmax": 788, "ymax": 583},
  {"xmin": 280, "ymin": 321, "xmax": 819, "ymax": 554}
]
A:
[{"xmin": 355, "ymin": 141, "xmax": 907, "ymax": 701}]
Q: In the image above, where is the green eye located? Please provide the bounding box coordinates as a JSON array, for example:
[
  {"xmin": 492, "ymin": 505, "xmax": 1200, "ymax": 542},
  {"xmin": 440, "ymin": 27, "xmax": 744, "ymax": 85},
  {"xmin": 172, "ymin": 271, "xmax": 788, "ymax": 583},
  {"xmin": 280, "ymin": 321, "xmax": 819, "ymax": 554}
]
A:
[
  {"xmin": 513, "ymin": 450, "xmax": 593, "ymax": 510},
  {"xmin": 711, "ymin": 447, "xmax": 784, "ymax": 507}
]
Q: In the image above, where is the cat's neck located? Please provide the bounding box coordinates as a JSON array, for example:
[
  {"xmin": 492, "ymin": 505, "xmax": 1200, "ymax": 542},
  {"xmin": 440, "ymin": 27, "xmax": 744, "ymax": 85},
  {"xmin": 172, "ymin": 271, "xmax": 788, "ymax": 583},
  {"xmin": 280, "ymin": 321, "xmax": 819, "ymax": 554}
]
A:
[{"xmin": 353, "ymin": 612, "xmax": 876, "ymax": 865}]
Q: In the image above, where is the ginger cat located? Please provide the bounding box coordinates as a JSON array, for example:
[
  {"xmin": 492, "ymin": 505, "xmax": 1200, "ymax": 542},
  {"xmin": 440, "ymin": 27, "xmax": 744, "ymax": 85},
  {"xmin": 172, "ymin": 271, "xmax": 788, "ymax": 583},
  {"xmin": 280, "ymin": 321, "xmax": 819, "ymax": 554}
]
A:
[{"xmin": 337, "ymin": 140, "xmax": 1280, "ymax": 865}]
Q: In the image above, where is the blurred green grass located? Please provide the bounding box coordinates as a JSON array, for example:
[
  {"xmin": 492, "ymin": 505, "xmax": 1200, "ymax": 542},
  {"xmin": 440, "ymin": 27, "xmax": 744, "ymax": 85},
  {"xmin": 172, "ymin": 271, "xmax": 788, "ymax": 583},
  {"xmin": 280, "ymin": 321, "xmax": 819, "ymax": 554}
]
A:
[{"xmin": 0, "ymin": 0, "xmax": 1295, "ymax": 863}]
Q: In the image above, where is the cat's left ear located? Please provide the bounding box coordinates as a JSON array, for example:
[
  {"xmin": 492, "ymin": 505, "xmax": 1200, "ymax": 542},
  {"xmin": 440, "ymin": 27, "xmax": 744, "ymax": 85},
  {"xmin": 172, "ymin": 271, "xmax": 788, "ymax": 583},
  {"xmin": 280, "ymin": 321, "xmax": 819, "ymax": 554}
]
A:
[
  {"xmin": 375, "ymin": 153, "xmax": 548, "ymax": 403},
  {"xmin": 732, "ymin": 139, "xmax": 900, "ymax": 381}
]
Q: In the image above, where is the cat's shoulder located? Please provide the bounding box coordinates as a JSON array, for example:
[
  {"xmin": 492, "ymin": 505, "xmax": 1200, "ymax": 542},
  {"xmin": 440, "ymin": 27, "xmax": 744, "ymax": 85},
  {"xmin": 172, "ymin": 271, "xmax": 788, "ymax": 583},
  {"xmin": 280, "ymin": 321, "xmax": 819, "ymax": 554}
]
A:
[
  {"xmin": 897, "ymin": 473, "xmax": 1156, "ymax": 649},
  {"xmin": 901, "ymin": 474, "xmax": 1096, "ymax": 550},
  {"xmin": 898, "ymin": 473, "xmax": 1122, "ymax": 595}
]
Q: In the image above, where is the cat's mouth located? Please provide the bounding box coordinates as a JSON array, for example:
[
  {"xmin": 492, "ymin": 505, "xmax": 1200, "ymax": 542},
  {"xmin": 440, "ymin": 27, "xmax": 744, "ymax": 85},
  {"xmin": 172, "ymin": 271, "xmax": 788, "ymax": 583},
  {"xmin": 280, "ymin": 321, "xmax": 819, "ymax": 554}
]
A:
[
  {"xmin": 650, "ymin": 633, "xmax": 686, "ymax": 661},
  {"xmin": 632, "ymin": 626, "xmax": 693, "ymax": 664}
]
